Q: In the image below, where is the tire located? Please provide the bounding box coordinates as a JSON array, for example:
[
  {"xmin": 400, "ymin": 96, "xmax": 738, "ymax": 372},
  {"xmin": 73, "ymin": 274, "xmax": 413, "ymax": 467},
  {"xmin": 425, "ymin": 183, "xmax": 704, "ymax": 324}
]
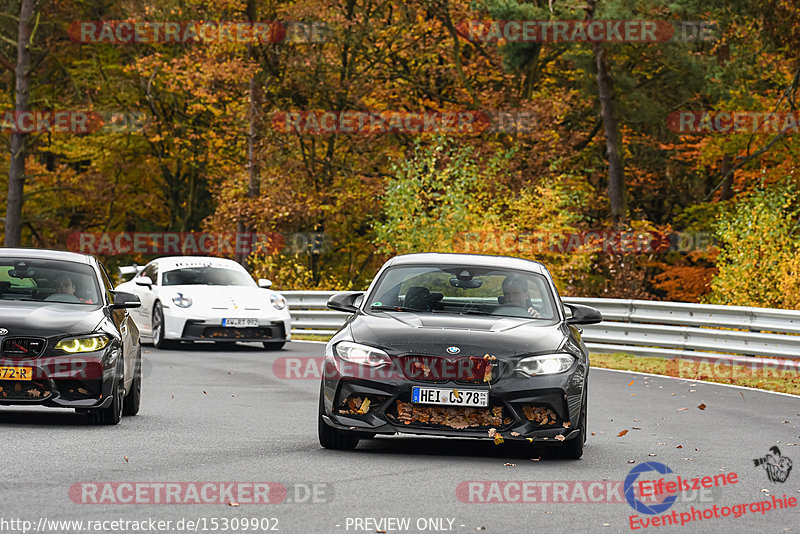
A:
[
  {"xmin": 122, "ymin": 350, "xmax": 141, "ymax": 416},
  {"xmin": 318, "ymin": 385, "xmax": 359, "ymax": 450},
  {"xmin": 152, "ymin": 302, "xmax": 178, "ymax": 350},
  {"xmin": 89, "ymin": 369, "xmax": 124, "ymax": 425},
  {"xmin": 561, "ymin": 393, "xmax": 587, "ymax": 459},
  {"xmin": 262, "ymin": 341, "xmax": 286, "ymax": 350}
]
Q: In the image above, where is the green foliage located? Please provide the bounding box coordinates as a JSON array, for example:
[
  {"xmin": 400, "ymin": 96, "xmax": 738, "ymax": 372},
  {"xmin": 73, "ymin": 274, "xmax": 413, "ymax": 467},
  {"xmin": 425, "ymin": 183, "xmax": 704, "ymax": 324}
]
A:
[{"xmin": 706, "ymin": 182, "xmax": 800, "ymax": 309}]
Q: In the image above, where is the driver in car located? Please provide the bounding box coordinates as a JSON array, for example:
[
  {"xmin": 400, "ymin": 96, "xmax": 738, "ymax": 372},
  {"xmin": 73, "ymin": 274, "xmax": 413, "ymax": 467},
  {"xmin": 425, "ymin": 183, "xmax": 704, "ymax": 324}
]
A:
[{"xmin": 502, "ymin": 275, "xmax": 541, "ymax": 318}]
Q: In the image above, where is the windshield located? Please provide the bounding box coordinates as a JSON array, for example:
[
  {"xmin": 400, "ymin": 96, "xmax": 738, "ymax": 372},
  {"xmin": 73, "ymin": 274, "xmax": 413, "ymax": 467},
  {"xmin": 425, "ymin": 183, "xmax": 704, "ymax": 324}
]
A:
[
  {"xmin": 0, "ymin": 259, "xmax": 101, "ymax": 306},
  {"xmin": 162, "ymin": 266, "xmax": 256, "ymax": 287},
  {"xmin": 366, "ymin": 265, "xmax": 558, "ymax": 319}
]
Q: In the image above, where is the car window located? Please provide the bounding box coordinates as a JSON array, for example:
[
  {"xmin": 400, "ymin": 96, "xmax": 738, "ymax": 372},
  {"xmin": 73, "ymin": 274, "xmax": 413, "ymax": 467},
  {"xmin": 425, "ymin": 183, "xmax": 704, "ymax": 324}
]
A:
[
  {"xmin": 141, "ymin": 263, "xmax": 158, "ymax": 285},
  {"xmin": 162, "ymin": 266, "xmax": 256, "ymax": 287},
  {"xmin": 0, "ymin": 259, "xmax": 102, "ymax": 306},
  {"xmin": 368, "ymin": 265, "xmax": 557, "ymax": 319},
  {"xmin": 98, "ymin": 262, "xmax": 115, "ymax": 304}
]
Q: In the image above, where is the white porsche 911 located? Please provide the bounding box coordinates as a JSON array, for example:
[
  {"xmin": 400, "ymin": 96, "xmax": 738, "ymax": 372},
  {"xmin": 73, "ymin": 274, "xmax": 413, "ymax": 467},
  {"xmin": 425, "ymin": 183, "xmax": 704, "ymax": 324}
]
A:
[{"xmin": 115, "ymin": 256, "xmax": 291, "ymax": 350}]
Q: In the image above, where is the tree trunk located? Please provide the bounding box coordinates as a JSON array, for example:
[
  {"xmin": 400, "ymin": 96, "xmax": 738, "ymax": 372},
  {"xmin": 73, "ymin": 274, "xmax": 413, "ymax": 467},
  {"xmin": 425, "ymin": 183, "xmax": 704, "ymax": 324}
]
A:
[
  {"xmin": 238, "ymin": 0, "xmax": 262, "ymax": 265},
  {"xmin": 586, "ymin": 0, "xmax": 627, "ymax": 221},
  {"xmin": 5, "ymin": 0, "xmax": 35, "ymax": 247}
]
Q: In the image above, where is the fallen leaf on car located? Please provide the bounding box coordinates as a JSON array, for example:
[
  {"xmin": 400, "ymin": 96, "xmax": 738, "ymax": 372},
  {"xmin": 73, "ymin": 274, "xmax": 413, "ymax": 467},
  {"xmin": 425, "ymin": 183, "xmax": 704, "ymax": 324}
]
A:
[
  {"xmin": 483, "ymin": 365, "xmax": 493, "ymax": 382},
  {"xmin": 698, "ymin": 403, "xmax": 707, "ymax": 410},
  {"xmin": 483, "ymin": 354, "xmax": 496, "ymax": 361},
  {"xmin": 488, "ymin": 428, "xmax": 497, "ymax": 438},
  {"xmin": 510, "ymin": 431, "xmax": 520, "ymax": 436},
  {"xmin": 618, "ymin": 430, "xmax": 629, "ymax": 437},
  {"xmin": 228, "ymin": 502, "xmax": 239, "ymax": 507},
  {"xmin": 357, "ymin": 398, "xmax": 371, "ymax": 415},
  {"xmin": 494, "ymin": 434, "xmax": 504, "ymax": 445},
  {"xmin": 563, "ymin": 422, "xmax": 571, "ymax": 428},
  {"xmin": 555, "ymin": 435, "xmax": 566, "ymax": 441}
]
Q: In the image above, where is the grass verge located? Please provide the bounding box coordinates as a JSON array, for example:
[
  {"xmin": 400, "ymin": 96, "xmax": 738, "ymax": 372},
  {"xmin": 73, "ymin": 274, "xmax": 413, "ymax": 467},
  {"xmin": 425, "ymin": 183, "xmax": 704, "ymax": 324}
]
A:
[{"xmin": 591, "ymin": 352, "xmax": 800, "ymax": 396}]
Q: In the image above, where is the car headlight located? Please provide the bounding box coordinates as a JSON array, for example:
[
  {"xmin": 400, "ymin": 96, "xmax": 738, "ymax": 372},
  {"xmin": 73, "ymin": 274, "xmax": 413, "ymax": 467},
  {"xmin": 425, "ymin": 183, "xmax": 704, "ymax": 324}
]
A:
[
  {"xmin": 172, "ymin": 293, "xmax": 192, "ymax": 308},
  {"xmin": 515, "ymin": 354, "xmax": 574, "ymax": 376},
  {"xmin": 334, "ymin": 341, "xmax": 391, "ymax": 367},
  {"xmin": 270, "ymin": 293, "xmax": 286, "ymax": 310},
  {"xmin": 55, "ymin": 335, "xmax": 110, "ymax": 353}
]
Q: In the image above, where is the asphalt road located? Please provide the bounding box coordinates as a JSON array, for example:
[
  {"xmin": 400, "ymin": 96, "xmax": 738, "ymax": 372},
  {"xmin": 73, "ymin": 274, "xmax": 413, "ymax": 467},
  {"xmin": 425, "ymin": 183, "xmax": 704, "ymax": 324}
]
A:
[{"xmin": 1, "ymin": 340, "xmax": 799, "ymax": 534}]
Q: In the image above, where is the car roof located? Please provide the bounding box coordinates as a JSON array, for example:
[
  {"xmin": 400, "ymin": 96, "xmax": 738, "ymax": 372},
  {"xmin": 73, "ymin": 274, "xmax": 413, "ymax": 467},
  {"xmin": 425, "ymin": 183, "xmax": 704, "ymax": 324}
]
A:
[
  {"xmin": 0, "ymin": 247, "xmax": 93, "ymax": 265},
  {"xmin": 385, "ymin": 252, "xmax": 547, "ymax": 274},
  {"xmin": 151, "ymin": 256, "xmax": 244, "ymax": 271}
]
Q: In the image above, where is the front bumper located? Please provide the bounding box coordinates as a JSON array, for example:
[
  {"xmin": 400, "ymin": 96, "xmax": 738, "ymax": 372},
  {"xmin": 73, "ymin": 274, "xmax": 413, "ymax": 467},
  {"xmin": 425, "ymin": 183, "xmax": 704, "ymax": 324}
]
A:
[
  {"xmin": 320, "ymin": 354, "xmax": 587, "ymax": 442},
  {"xmin": 162, "ymin": 308, "xmax": 292, "ymax": 343},
  {"xmin": 0, "ymin": 348, "xmax": 119, "ymax": 409}
]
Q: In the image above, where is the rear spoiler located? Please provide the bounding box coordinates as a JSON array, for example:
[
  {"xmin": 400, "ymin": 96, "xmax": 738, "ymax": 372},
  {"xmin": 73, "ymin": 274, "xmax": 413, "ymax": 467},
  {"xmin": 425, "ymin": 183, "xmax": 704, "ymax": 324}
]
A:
[{"xmin": 118, "ymin": 265, "xmax": 142, "ymax": 277}]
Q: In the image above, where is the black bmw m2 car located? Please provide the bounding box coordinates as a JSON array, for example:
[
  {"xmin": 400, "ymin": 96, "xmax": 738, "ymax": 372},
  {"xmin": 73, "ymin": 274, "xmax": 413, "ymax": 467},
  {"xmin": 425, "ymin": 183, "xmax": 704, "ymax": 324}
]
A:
[
  {"xmin": 0, "ymin": 249, "xmax": 142, "ymax": 424},
  {"xmin": 318, "ymin": 253, "xmax": 602, "ymax": 458}
]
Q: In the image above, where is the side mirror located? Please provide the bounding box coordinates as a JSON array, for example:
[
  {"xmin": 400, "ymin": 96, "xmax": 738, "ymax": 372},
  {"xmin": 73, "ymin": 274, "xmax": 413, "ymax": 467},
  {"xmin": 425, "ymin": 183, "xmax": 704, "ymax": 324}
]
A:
[
  {"xmin": 327, "ymin": 291, "xmax": 364, "ymax": 314},
  {"xmin": 258, "ymin": 278, "xmax": 272, "ymax": 289},
  {"xmin": 565, "ymin": 304, "xmax": 602, "ymax": 325},
  {"xmin": 135, "ymin": 276, "xmax": 153, "ymax": 288},
  {"xmin": 112, "ymin": 291, "xmax": 141, "ymax": 309}
]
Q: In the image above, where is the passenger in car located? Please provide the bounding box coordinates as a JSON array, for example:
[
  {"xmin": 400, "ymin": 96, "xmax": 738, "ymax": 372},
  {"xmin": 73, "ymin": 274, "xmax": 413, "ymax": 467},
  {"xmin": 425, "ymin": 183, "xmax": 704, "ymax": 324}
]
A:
[{"xmin": 501, "ymin": 275, "xmax": 541, "ymax": 318}]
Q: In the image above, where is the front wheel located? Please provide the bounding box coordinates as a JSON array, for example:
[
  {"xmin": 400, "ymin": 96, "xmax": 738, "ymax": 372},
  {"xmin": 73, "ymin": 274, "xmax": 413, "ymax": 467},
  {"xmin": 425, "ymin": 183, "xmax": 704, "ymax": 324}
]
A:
[
  {"xmin": 89, "ymin": 371, "xmax": 123, "ymax": 425},
  {"xmin": 318, "ymin": 386, "xmax": 359, "ymax": 450},
  {"xmin": 122, "ymin": 351, "xmax": 141, "ymax": 416},
  {"xmin": 262, "ymin": 341, "xmax": 285, "ymax": 350},
  {"xmin": 152, "ymin": 302, "xmax": 178, "ymax": 350},
  {"xmin": 561, "ymin": 393, "xmax": 587, "ymax": 459}
]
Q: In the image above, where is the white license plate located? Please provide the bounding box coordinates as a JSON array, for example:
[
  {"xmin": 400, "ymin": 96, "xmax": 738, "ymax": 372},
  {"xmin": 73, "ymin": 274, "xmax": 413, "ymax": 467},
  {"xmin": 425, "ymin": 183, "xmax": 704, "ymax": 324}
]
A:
[
  {"xmin": 411, "ymin": 386, "xmax": 488, "ymax": 407},
  {"xmin": 222, "ymin": 318, "xmax": 258, "ymax": 327}
]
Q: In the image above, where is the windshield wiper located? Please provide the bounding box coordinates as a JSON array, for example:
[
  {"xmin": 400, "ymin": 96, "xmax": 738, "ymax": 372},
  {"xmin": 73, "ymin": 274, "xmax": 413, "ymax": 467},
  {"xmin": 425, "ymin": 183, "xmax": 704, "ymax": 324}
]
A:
[{"xmin": 370, "ymin": 305, "xmax": 424, "ymax": 313}]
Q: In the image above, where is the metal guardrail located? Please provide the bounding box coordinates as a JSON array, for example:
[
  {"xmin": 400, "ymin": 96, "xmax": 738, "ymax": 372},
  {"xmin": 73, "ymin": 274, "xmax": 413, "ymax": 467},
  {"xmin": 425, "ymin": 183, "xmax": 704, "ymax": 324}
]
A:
[{"xmin": 283, "ymin": 291, "xmax": 800, "ymax": 361}]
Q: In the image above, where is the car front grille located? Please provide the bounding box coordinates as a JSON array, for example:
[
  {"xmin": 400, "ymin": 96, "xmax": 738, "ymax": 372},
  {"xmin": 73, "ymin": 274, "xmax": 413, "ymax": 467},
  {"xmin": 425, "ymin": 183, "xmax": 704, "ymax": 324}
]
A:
[
  {"xmin": 386, "ymin": 399, "xmax": 511, "ymax": 430},
  {"xmin": 2, "ymin": 337, "xmax": 46, "ymax": 358},
  {"xmin": 0, "ymin": 379, "xmax": 51, "ymax": 400},
  {"xmin": 396, "ymin": 355, "xmax": 500, "ymax": 384},
  {"xmin": 181, "ymin": 321, "xmax": 285, "ymax": 341}
]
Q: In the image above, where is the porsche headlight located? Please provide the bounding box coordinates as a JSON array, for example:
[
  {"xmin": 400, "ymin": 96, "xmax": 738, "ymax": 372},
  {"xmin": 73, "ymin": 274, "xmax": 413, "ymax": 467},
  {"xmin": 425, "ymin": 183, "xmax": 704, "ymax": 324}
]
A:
[
  {"xmin": 515, "ymin": 354, "xmax": 574, "ymax": 376},
  {"xmin": 172, "ymin": 293, "xmax": 193, "ymax": 308},
  {"xmin": 55, "ymin": 335, "xmax": 110, "ymax": 353},
  {"xmin": 334, "ymin": 341, "xmax": 391, "ymax": 367},
  {"xmin": 270, "ymin": 293, "xmax": 287, "ymax": 310}
]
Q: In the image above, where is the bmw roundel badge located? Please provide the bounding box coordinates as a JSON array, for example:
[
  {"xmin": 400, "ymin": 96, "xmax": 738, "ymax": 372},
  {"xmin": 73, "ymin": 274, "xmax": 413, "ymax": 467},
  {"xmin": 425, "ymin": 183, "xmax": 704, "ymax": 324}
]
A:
[{"xmin": 446, "ymin": 346, "xmax": 460, "ymax": 355}]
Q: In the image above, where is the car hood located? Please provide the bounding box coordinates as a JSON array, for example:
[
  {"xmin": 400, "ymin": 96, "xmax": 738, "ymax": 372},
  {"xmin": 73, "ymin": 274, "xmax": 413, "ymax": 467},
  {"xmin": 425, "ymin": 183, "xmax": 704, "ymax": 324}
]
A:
[
  {"xmin": 348, "ymin": 311, "xmax": 567, "ymax": 357},
  {"xmin": 0, "ymin": 301, "xmax": 104, "ymax": 336},
  {"xmin": 163, "ymin": 285, "xmax": 271, "ymax": 311}
]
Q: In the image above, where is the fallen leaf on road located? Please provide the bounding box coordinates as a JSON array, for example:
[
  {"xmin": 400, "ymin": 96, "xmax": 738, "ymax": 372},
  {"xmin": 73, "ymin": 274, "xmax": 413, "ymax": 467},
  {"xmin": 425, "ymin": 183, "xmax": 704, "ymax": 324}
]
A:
[
  {"xmin": 698, "ymin": 403, "xmax": 707, "ymax": 410},
  {"xmin": 632, "ymin": 427, "xmax": 641, "ymax": 430},
  {"xmin": 618, "ymin": 430, "xmax": 629, "ymax": 437},
  {"xmin": 531, "ymin": 457, "xmax": 541, "ymax": 462},
  {"xmin": 628, "ymin": 380, "xmax": 635, "ymax": 386},
  {"xmin": 676, "ymin": 408, "xmax": 688, "ymax": 411},
  {"xmin": 228, "ymin": 502, "xmax": 239, "ymax": 507},
  {"xmin": 676, "ymin": 445, "xmax": 683, "ymax": 448},
  {"xmin": 782, "ymin": 420, "xmax": 790, "ymax": 424},
  {"xmin": 124, "ymin": 456, "xmax": 128, "ymax": 462},
  {"xmin": 591, "ymin": 432, "xmax": 596, "ymax": 436},
  {"xmin": 648, "ymin": 453, "xmax": 657, "ymax": 457},
  {"xmin": 228, "ymin": 372, "xmax": 235, "ymax": 375},
  {"xmin": 628, "ymin": 460, "xmax": 636, "ymax": 464},
  {"xmin": 203, "ymin": 391, "xmax": 207, "ymax": 395},
  {"xmin": 504, "ymin": 463, "xmax": 516, "ymax": 467}
]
